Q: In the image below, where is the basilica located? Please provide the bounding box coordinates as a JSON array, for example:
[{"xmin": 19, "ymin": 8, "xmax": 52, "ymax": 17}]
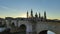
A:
[{"xmin": 0, "ymin": 9, "xmax": 60, "ymax": 34}]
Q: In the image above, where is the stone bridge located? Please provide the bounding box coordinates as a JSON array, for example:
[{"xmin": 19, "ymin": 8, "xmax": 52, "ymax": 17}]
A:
[{"xmin": 5, "ymin": 18, "xmax": 60, "ymax": 34}]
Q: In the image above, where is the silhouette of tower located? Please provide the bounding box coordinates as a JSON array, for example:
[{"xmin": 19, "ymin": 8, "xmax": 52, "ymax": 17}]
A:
[
  {"xmin": 44, "ymin": 11, "xmax": 46, "ymax": 20},
  {"xmin": 31, "ymin": 9, "xmax": 33, "ymax": 18},
  {"xmin": 27, "ymin": 11, "xmax": 28, "ymax": 18},
  {"xmin": 35, "ymin": 12, "xmax": 38, "ymax": 18},
  {"xmin": 39, "ymin": 12, "xmax": 40, "ymax": 18}
]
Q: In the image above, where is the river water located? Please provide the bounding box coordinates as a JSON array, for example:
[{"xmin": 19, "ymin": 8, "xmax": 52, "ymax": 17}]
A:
[
  {"xmin": 0, "ymin": 28, "xmax": 55, "ymax": 34},
  {"xmin": 47, "ymin": 31, "xmax": 55, "ymax": 34}
]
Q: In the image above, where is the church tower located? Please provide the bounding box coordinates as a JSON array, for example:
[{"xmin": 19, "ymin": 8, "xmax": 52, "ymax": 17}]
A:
[
  {"xmin": 39, "ymin": 12, "xmax": 41, "ymax": 18},
  {"xmin": 27, "ymin": 11, "xmax": 28, "ymax": 18},
  {"xmin": 31, "ymin": 9, "xmax": 33, "ymax": 18},
  {"xmin": 35, "ymin": 12, "xmax": 38, "ymax": 18},
  {"xmin": 44, "ymin": 11, "xmax": 46, "ymax": 20}
]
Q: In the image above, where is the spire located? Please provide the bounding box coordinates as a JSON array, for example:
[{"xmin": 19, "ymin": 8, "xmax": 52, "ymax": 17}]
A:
[
  {"xmin": 31, "ymin": 9, "xmax": 33, "ymax": 18},
  {"xmin": 27, "ymin": 11, "xmax": 28, "ymax": 18},
  {"xmin": 39, "ymin": 12, "xmax": 40, "ymax": 18},
  {"xmin": 35, "ymin": 12, "xmax": 38, "ymax": 18},
  {"xmin": 44, "ymin": 11, "xmax": 46, "ymax": 20}
]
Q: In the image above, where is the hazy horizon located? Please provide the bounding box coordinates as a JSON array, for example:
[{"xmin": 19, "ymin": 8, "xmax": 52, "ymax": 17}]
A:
[{"xmin": 0, "ymin": 0, "xmax": 60, "ymax": 20}]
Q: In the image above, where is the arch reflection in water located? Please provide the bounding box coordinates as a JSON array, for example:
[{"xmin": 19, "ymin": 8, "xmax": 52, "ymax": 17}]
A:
[
  {"xmin": 47, "ymin": 31, "xmax": 55, "ymax": 34},
  {"xmin": 39, "ymin": 30, "xmax": 55, "ymax": 34}
]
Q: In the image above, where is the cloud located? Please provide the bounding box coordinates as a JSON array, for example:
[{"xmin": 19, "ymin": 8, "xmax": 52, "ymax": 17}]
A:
[
  {"xmin": 0, "ymin": 6, "xmax": 9, "ymax": 9},
  {"xmin": 0, "ymin": 5, "xmax": 18, "ymax": 12}
]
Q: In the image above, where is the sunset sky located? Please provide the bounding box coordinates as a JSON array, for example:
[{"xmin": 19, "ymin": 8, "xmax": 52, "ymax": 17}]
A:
[{"xmin": 0, "ymin": 0, "xmax": 60, "ymax": 20}]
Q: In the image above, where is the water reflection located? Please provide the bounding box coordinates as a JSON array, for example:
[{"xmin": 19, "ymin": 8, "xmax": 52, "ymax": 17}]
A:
[
  {"xmin": 47, "ymin": 31, "xmax": 55, "ymax": 34},
  {"xmin": 0, "ymin": 27, "xmax": 6, "ymax": 32},
  {"xmin": 0, "ymin": 28, "xmax": 56, "ymax": 34}
]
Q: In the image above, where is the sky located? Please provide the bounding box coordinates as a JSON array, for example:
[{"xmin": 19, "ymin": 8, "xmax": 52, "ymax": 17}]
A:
[{"xmin": 0, "ymin": 0, "xmax": 60, "ymax": 20}]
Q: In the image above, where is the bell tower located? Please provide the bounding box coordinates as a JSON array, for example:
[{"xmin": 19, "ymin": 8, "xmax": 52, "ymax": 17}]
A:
[
  {"xmin": 44, "ymin": 11, "xmax": 46, "ymax": 20},
  {"xmin": 31, "ymin": 9, "xmax": 33, "ymax": 18},
  {"xmin": 35, "ymin": 12, "xmax": 38, "ymax": 18},
  {"xmin": 27, "ymin": 11, "xmax": 28, "ymax": 18},
  {"xmin": 39, "ymin": 12, "xmax": 41, "ymax": 18}
]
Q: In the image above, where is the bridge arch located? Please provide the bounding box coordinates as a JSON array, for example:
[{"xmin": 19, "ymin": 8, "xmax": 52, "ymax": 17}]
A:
[
  {"xmin": 19, "ymin": 24, "xmax": 26, "ymax": 34},
  {"xmin": 38, "ymin": 30, "xmax": 55, "ymax": 34},
  {"xmin": 11, "ymin": 22, "xmax": 15, "ymax": 26},
  {"xmin": 18, "ymin": 23, "xmax": 32, "ymax": 34},
  {"xmin": 39, "ymin": 30, "xmax": 47, "ymax": 34}
]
